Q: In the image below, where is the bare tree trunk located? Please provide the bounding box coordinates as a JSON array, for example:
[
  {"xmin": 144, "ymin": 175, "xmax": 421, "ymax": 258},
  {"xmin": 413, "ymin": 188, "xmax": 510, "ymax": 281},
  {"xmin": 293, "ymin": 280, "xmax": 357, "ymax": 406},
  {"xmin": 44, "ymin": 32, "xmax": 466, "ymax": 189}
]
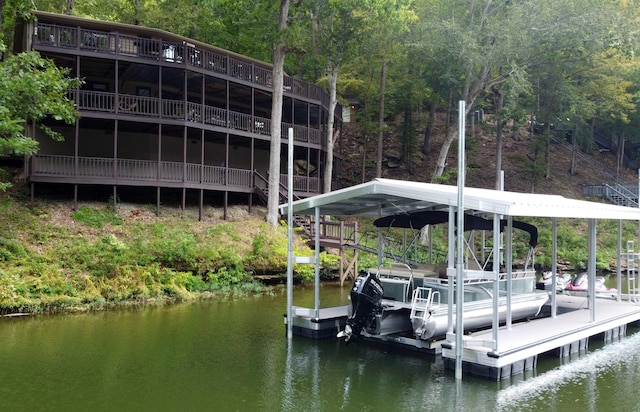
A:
[
  {"xmin": 617, "ymin": 132, "xmax": 625, "ymax": 178},
  {"xmin": 494, "ymin": 91, "xmax": 504, "ymax": 189},
  {"xmin": 135, "ymin": 0, "xmax": 141, "ymax": 24},
  {"xmin": 432, "ymin": 101, "xmax": 472, "ymax": 182},
  {"xmin": 570, "ymin": 125, "xmax": 577, "ymax": 175},
  {"xmin": 322, "ymin": 64, "xmax": 339, "ymax": 194},
  {"xmin": 65, "ymin": 0, "xmax": 73, "ymax": 15},
  {"xmin": 376, "ymin": 59, "xmax": 386, "ymax": 178},
  {"xmin": 422, "ymin": 103, "xmax": 436, "ymax": 155},
  {"xmin": 266, "ymin": 0, "xmax": 290, "ymax": 227},
  {"xmin": 432, "ymin": 126, "xmax": 457, "ymax": 182}
]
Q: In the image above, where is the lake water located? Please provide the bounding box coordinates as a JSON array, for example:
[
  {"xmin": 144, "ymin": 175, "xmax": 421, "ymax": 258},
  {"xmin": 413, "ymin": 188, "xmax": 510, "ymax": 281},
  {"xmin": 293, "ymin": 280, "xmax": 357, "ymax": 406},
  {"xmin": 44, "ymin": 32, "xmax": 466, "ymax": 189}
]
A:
[{"xmin": 1, "ymin": 282, "xmax": 639, "ymax": 411}]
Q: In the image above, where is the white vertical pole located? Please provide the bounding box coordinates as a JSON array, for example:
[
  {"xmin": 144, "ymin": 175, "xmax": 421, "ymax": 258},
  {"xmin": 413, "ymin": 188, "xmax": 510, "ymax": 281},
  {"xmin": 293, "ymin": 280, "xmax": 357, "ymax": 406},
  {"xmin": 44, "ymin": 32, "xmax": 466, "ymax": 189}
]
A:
[
  {"xmin": 492, "ymin": 213, "xmax": 500, "ymax": 349},
  {"xmin": 588, "ymin": 218, "xmax": 596, "ymax": 322},
  {"xmin": 455, "ymin": 100, "xmax": 466, "ymax": 380},
  {"xmin": 505, "ymin": 216, "xmax": 513, "ymax": 328},
  {"xmin": 551, "ymin": 217, "xmax": 558, "ymax": 318},
  {"xmin": 286, "ymin": 127, "xmax": 294, "ymax": 339},
  {"xmin": 314, "ymin": 207, "xmax": 320, "ymax": 318},
  {"xmin": 617, "ymin": 220, "xmax": 622, "ymax": 302}
]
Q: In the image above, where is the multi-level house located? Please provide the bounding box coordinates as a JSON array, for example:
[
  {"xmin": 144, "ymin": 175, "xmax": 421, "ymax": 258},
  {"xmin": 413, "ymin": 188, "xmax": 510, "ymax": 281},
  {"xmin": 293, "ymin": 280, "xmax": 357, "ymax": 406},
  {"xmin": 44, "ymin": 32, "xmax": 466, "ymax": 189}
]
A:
[{"xmin": 13, "ymin": 11, "xmax": 341, "ymax": 219}]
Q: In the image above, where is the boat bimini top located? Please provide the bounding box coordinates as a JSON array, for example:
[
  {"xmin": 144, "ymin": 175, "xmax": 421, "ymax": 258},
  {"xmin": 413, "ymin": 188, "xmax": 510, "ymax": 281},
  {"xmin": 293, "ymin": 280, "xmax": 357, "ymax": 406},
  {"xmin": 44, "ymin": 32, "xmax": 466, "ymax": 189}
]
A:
[{"xmin": 373, "ymin": 210, "xmax": 538, "ymax": 271}]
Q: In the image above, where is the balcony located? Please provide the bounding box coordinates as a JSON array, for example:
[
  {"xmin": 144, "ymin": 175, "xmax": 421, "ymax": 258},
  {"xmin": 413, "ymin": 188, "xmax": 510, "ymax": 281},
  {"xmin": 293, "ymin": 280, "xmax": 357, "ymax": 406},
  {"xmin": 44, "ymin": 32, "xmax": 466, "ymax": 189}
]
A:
[
  {"xmin": 31, "ymin": 155, "xmax": 321, "ymax": 196},
  {"xmin": 33, "ymin": 21, "xmax": 337, "ymax": 110},
  {"xmin": 73, "ymin": 90, "xmax": 323, "ymax": 145}
]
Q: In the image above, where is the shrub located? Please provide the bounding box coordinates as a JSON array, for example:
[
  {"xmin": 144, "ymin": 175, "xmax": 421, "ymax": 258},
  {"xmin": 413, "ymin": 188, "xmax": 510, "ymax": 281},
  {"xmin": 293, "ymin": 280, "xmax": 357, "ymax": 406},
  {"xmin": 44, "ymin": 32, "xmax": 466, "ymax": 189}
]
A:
[
  {"xmin": 0, "ymin": 237, "xmax": 26, "ymax": 261},
  {"xmin": 71, "ymin": 205, "xmax": 123, "ymax": 228}
]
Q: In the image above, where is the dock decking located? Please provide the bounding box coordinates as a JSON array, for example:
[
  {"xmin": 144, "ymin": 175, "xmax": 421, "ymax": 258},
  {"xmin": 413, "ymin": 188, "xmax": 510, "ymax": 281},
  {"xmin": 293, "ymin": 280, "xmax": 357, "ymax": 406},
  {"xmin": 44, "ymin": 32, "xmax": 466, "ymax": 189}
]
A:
[{"xmin": 441, "ymin": 295, "xmax": 640, "ymax": 380}]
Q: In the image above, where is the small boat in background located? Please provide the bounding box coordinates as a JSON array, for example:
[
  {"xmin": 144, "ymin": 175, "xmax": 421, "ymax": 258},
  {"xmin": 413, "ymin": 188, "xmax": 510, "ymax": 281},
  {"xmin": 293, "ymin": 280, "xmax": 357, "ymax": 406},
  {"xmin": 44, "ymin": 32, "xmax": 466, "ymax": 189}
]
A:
[
  {"xmin": 539, "ymin": 271, "xmax": 572, "ymax": 292},
  {"xmin": 565, "ymin": 272, "xmax": 617, "ymax": 299}
]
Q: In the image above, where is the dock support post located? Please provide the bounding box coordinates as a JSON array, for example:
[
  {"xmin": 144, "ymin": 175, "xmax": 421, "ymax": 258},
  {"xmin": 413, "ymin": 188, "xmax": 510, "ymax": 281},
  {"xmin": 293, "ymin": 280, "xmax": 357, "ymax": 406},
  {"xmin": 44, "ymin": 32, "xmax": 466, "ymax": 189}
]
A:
[
  {"xmin": 314, "ymin": 207, "xmax": 320, "ymax": 318},
  {"xmin": 455, "ymin": 99, "xmax": 466, "ymax": 380},
  {"xmin": 286, "ymin": 128, "xmax": 294, "ymax": 339},
  {"xmin": 552, "ymin": 217, "xmax": 558, "ymax": 318},
  {"xmin": 588, "ymin": 218, "xmax": 596, "ymax": 322}
]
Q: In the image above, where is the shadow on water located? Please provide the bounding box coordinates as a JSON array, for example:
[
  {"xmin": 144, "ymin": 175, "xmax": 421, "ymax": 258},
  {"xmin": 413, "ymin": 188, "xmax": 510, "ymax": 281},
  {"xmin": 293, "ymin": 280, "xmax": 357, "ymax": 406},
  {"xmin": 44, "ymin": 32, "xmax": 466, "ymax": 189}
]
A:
[{"xmin": 0, "ymin": 283, "xmax": 638, "ymax": 411}]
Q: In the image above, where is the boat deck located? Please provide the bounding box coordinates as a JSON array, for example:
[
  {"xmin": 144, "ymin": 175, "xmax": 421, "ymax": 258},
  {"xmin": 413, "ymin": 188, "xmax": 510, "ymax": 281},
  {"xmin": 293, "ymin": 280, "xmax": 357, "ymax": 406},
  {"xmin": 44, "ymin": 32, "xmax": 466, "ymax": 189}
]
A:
[{"xmin": 288, "ymin": 295, "xmax": 640, "ymax": 379}]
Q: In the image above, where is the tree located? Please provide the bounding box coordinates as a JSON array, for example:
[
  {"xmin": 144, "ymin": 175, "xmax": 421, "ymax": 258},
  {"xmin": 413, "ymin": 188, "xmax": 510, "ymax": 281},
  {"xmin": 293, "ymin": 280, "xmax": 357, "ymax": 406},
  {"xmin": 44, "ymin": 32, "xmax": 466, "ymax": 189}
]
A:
[
  {"xmin": 0, "ymin": 43, "xmax": 81, "ymax": 190},
  {"xmin": 266, "ymin": 0, "xmax": 291, "ymax": 227},
  {"xmin": 417, "ymin": 0, "xmax": 633, "ymax": 186}
]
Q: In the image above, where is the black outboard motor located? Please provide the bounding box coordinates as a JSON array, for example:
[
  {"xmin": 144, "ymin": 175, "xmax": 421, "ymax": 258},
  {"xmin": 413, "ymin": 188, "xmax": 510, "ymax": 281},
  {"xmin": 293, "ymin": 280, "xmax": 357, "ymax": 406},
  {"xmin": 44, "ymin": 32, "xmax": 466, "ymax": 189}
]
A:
[{"xmin": 337, "ymin": 271, "xmax": 384, "ymax": 342}]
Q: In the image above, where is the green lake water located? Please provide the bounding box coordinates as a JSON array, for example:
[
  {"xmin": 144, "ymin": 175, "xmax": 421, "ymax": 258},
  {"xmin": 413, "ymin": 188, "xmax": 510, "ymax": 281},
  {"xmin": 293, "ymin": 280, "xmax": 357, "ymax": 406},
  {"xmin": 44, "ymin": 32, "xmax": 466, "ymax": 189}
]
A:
[{"xmin": 1, "ymin": 283, "xmax": 640, "ymax": 411}]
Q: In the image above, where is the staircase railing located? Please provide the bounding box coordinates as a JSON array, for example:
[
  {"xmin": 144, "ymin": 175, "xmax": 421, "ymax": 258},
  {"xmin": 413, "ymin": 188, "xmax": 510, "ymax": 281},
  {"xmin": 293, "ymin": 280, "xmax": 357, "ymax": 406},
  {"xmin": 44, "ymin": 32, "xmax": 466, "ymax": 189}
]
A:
[{"xmin": 583, "ymin": 183, "xmax": 638, "ymax": 207}]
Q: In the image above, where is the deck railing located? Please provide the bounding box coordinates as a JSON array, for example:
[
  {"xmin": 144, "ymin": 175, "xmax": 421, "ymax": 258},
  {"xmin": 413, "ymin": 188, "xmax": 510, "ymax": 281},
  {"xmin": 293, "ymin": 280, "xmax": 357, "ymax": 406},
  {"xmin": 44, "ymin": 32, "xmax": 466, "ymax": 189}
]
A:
[
  {"xmin": 71, "ymin": 90, "xmax": 324, "ymax": 145},
  {"xmin": 33, "ymin": 21, "xmax": 341, "ymax": 116},
  {"xmin": 30, "ymin": 155, "xmax": 315, "ymax": 193}
]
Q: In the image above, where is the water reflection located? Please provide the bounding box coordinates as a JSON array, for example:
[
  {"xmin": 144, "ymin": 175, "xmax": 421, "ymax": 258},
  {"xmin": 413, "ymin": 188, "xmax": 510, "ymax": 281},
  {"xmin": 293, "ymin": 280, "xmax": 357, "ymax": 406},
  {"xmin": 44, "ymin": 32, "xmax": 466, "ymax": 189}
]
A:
[
  {"xmin": 497, "ymin": 329, "xmax": 640, "ymax": 412},
  {"xmin": 0, "ymin": 285, "xmax": 638, "ymax": 411}
]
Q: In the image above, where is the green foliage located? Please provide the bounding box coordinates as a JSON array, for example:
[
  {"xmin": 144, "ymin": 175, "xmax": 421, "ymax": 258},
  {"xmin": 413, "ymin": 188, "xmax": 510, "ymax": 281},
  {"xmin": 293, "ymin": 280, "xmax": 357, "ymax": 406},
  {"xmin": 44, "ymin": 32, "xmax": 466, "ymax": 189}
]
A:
[
  {"xmin": 0, "ymin": 237, "xmax": 27, "ymax": 261},
  {"xmin": 71, "ymin": 206, "xmax": 123, "ymax": 228},
  {"xmin": 435, "ymin": 167, "xmax": 458, "ymax": 184},
  {"xmin": 0, "ymin": 41, "xmax": 82, "ymax": 190}
]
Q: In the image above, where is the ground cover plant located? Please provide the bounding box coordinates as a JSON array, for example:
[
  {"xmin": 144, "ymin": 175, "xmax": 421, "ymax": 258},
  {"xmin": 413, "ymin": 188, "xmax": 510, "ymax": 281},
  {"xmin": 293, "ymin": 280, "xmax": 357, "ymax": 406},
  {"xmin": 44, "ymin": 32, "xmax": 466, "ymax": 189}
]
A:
[{"xmin": 0, "ymin": 190, "xmax": 335, "ymax": 314}]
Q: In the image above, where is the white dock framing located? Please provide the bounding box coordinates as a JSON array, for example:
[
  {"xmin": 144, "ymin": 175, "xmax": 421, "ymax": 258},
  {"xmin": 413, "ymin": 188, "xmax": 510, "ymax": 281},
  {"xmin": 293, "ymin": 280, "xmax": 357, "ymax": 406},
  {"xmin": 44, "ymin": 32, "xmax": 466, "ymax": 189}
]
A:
[
  {"xmin": 280, "ymin": 177, "xmax": 640, "ymax": 380},
  {"xmin": 441, "ymin": 295, "xmax": 640, "ymax": 379}
]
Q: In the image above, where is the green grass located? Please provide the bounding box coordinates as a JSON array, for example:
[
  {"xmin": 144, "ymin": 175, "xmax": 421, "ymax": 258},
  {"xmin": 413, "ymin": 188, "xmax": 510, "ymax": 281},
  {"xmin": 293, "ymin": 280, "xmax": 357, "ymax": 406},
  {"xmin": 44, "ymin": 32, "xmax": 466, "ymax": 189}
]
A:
[{"xmin": 0, "ymin": 194, "xmax": 318, "ymax": 314}]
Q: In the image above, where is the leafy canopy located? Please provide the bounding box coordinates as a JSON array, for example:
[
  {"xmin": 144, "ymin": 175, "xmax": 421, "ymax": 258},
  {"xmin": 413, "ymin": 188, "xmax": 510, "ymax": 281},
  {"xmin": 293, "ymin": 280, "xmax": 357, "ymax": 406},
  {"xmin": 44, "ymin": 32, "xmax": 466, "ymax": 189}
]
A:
[{"xmin": 0, "ymin": 41, "xmax": 82, "ymax": 190}]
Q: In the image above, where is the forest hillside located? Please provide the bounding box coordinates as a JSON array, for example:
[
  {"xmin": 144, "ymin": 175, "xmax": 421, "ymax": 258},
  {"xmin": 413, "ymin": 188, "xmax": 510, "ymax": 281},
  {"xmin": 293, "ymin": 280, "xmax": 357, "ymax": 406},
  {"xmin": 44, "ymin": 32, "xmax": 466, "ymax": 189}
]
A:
[{"xmin": 336, "ymin": 113, "xmax": 637, "ymax": 198}]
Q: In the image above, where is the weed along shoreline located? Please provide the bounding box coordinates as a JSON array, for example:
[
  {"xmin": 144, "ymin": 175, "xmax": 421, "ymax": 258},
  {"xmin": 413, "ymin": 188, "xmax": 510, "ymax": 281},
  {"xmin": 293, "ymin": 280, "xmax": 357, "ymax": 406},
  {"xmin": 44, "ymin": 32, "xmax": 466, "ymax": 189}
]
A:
[{"xmin": 0, "ymin": 194, "xmax": 344, "ymax": 316}]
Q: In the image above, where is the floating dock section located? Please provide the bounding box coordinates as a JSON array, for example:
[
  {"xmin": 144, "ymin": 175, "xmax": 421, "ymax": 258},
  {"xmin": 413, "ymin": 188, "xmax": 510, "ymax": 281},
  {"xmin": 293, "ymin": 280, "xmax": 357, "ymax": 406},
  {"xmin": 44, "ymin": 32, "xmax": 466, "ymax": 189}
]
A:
[{"xmin": 288, "ymin": 295, "xmax": 640, "ymax": 380}]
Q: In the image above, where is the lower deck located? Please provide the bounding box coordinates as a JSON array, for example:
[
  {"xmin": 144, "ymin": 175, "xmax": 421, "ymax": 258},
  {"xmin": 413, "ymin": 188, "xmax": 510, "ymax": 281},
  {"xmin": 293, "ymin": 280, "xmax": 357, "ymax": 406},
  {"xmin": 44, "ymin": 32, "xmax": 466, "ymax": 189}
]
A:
[{"xmin": 288, "ymin": 295, "xmax": 640, "ymax": 380}]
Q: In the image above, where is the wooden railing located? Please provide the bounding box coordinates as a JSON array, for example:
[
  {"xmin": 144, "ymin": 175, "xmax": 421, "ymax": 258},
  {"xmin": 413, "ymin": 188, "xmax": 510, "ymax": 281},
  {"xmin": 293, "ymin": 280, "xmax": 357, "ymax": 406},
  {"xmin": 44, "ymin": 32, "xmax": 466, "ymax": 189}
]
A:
[
  {"xmin": 73, "ymin": 90, "xmax": 322, "ymax": 145},
  {"xmin": 31, "ymin": 155, "xmax": 316, "ymax": 193},
  {"xmin": 33, "ymin": 21, "xmax": 340, "ymax": 113},
  {"xmin": 30, "ymin": 155, "xmax": 257, "ymax": 188}
]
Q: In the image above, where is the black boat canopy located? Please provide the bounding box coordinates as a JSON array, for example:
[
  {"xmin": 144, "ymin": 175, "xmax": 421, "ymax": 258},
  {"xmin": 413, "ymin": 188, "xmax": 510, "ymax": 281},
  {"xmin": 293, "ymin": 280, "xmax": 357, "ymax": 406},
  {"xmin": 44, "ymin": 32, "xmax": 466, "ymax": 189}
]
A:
[{"xmin": 373, "ymin": 211, "xmax": 538, "ymax": 248}]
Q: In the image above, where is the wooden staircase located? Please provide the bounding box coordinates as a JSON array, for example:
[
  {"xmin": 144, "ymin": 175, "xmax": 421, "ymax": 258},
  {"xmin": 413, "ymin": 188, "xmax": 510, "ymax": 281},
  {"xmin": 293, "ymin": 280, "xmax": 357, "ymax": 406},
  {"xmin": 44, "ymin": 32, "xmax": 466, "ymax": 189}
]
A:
[{"xmin": 253, "ymin": 171, "xmax": 359, "ymax": 284}]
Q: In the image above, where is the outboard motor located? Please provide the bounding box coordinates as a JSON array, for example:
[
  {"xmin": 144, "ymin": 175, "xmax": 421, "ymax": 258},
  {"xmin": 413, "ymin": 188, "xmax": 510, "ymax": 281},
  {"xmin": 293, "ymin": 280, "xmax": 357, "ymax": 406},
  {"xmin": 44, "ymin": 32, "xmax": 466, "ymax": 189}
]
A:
[{"xmin": 337, "ymin": 271, "xmax": 384, "ymax": 342}]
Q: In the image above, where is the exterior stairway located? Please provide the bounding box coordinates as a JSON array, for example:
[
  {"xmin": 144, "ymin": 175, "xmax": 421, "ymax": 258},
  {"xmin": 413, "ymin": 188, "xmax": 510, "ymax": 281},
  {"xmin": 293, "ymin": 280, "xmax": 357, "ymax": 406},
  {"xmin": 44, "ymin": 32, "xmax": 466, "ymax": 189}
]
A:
[{"xmin": 551, "ymin": 135, "xmax": 639, "ymax": 207}]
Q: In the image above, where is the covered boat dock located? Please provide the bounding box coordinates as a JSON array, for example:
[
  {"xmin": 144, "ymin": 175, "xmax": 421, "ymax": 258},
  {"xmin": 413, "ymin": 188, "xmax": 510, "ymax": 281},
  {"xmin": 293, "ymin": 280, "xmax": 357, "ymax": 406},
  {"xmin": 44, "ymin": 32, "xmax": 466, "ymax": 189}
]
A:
[{"xmin": 280, "ymin": 178, "xmax": 640, "ymax": 380}]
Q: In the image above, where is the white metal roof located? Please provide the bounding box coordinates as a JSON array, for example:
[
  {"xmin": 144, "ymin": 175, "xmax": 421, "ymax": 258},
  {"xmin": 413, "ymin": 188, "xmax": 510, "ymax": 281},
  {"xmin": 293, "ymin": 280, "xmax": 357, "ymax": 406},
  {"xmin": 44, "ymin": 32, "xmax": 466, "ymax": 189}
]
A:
[{"xmin": 280, "ymin": 178, "xmax": 640, "ymax": 220}]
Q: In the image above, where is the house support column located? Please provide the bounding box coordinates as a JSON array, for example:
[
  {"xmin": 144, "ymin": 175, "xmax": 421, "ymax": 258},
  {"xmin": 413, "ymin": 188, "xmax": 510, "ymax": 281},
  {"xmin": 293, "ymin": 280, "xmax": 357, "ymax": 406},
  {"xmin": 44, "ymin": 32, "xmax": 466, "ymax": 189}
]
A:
[
  {"xmin": 156, "ymin": 187, "xmax": 160, "ymax": 216},
  {"xmin": 199, "ymin": 189, "xmax": 203, "ymax": 221},
  {"xmin": 223, "ymin": 191, "xmax": 228, "ymax": 220},
  {"xmin": 181, "ymin": 188, "xmax": 186, "ymax": 215}
]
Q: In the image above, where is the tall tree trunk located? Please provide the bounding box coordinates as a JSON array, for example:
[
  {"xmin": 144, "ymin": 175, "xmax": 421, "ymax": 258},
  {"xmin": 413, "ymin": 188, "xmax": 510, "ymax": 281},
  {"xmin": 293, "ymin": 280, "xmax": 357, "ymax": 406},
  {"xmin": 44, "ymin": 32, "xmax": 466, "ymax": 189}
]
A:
[
  {"xmin": 266, "ymin": 0, "xmax": 290, "ymax": 227},
  {"xmin": 65, "ymin": 0, "xmax": 73, "ymax": 15},
  {"xmin": 376, "ymin": 59, "xmax": 386, "ymax": 178},
  {"xmin": 322, "ymin": 64, "xmax": 339, "ymax": 194},
  {"xmin": 494, "ymin": 91, "xmax": 504, "ymax": 190},
  {"xmin": 135, "ymin": 0, "xmax": 141, "ymax": 24},
  {"xmin": 570, "ymin": 125, "xmax": 577, "ymax": 175},
  {"xmin": 432, "ymin": 100, "xmax": 472, "ymax": 182},
  {"xmin": 422, "ymin": 103, "xmax": 436, "ymax": 155}
]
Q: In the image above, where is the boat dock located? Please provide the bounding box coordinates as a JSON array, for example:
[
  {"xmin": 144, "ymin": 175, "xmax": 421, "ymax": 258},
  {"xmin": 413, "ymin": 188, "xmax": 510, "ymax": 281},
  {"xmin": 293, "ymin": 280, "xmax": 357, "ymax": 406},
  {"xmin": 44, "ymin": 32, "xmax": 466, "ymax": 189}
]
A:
[
  {"xmin": 280, "ymin": 178, "xmax": 640, "ymax": 381},
  {"xmin": 287, "ymin": 294, "xmax": 640, "ymax": 380}
]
